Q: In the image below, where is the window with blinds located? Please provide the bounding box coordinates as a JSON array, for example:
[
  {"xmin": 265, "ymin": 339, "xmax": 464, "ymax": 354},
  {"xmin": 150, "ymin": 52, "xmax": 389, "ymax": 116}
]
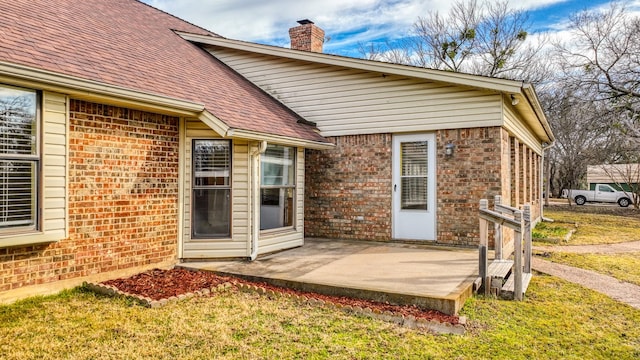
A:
[
  {"xmin": 260, "ymin": 145, "xmax": 295, "ymax": 230},
  {"xmin": 192, "ymin": 140, "xmax": 231, "ymax": 238},
  {"xmin": 400, "ymin": 141, "xmax": 428, "ymax": 210},
  {"xmin": 0, "ymin": 85, "xmax": 39, "ymax": 232}
]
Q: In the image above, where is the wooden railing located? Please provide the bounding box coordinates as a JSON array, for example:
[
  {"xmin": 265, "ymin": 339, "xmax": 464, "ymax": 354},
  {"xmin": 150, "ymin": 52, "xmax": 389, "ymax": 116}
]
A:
[{"xmin": 478, "ymin": 196, "xmax": 532, "ymax": 300}]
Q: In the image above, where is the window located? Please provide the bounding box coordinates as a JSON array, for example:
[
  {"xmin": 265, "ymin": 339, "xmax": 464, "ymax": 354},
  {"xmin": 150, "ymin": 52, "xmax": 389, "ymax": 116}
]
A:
[
  {"xmin": 260, "ymin": 145, "xmax": 295, "ymax": 230},
  {"xmin": 400, "ymin": 141, "xmax": 428, "ymax": 210},
  {"xmin": 598, "ymin": 185, "xmax": 614, "ymax": 193},
  {"xmin": 0, "ymin": 84, "xmax": 39, "ymax": 233},
  {"xmin": 192, "ymin": 140, "xmax": 231, "ymax": 238}
]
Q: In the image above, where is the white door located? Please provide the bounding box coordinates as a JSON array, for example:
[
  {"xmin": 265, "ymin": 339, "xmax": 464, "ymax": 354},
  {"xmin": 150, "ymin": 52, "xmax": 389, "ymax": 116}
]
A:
[{"xmin": 392, "ymin": 133, "xmax": 436, "ymax": 240}]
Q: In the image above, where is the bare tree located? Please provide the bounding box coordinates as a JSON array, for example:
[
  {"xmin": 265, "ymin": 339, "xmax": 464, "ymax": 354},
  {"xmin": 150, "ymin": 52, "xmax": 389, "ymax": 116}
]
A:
[
  {"xmin": 553, "ymin": 2, "xmax": 640, "ymax": 146},
  {"xmin": 359, "ymin": 0, "xmax": 549, "ymax": 82},
  {"xmin": 412, "ymin": 0, "xmax": 481, "ymax": 72},
  {"xmin": 540, "ymin": 86, "xmax": 620, "ymax": 197},
  {"xmin": 470, "ymin": 1, "xmax": 549, "ymax": 82}
]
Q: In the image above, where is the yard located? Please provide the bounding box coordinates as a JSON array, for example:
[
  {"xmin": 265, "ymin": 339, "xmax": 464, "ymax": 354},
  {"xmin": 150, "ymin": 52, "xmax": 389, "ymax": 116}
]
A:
[
  {"xmin": 1, "ymin": 276, "xmax": 639, "ymax": 360},
  {"xmin": 1, "ymin": 205, "xmax": 639, "ymax": 359},
  {"xmin": 533, "ymin": 204, "xmax": 640, "ymax": 288}
]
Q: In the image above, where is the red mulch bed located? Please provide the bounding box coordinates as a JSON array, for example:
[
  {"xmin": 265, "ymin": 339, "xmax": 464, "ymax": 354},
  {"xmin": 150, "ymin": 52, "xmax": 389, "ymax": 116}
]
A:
[{"xmin": 102, "ymin": 268, "xmax": 459, "ymax": 324}]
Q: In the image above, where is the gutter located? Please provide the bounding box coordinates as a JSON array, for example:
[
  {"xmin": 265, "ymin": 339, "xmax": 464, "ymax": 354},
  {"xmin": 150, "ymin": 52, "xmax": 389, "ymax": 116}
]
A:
[{"xmin": 249, "ymin": 140, "xmax": 268, "ymax": 260}]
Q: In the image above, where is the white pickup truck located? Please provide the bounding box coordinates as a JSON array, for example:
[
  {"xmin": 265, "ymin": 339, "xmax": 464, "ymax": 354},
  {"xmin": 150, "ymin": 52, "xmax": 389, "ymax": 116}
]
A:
[{"xmin": 562, "ymin": 184, "xmax": 633, "ymax": 207}]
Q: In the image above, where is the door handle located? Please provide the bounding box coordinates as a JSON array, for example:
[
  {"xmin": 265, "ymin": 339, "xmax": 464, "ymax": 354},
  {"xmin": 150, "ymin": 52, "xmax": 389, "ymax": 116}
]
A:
[{"xmin": 394, "ymin": 184, "xmax": 397, "ymax": 192}]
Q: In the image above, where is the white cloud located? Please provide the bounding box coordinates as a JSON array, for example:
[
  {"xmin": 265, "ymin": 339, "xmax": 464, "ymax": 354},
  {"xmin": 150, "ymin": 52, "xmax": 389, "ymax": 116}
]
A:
[{"xmin": 144, "ymin": 0, "xmax": 627, "ymax": 55}]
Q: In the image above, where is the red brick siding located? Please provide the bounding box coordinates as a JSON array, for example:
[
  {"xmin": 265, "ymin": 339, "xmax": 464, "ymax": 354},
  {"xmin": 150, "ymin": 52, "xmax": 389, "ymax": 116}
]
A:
[
  {"xmin": 435, "ymin": 127, "xmax": 503, "ymax": 246},
  {"xmin": 0, "ymin": 100, "xmax": 179, "ymax": 292},
  {"xmin": 305, "ymin": 134, "xmax": 392, "ymax": 241},
  {"xmin": 305, "ymin": 129, "xmax": 509, "ymax": 246}
]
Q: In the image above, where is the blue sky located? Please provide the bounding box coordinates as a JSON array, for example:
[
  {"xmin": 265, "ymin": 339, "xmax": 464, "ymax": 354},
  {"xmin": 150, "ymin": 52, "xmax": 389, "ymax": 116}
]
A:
[{"xmin": 144, "ymin": 0, "xmax": 638, "ymax": 57}]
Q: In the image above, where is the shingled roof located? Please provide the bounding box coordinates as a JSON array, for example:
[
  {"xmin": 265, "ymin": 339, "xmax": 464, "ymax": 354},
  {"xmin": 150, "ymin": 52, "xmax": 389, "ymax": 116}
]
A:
[{"xmin": 0, "ymin": 0, "xmax": 327, "ymax": 143}]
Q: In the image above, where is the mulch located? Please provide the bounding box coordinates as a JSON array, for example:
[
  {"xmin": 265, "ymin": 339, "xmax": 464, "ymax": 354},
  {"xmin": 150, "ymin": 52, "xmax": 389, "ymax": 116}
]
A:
[{"xmin": 102, "ymin": 267, "xmax": 460, "ymax": 324}]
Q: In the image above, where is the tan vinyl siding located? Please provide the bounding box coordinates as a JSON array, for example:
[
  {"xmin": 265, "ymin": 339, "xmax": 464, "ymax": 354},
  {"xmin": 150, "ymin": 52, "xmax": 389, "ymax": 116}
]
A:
[
  {"xmin": 587, "ymin": 164, "xmax": 640, "ymax": 184},
  {"xmin": 503, "ymin": 100, "xmax": 542, "ymax": 154},
  {"xmin": 42, "ymin": 92, "xmax": 67, "ymax": 238},
  {"xmin": 258, "ymin": 147, "xmax": 304, "ymax": 254},
  {"xmin": 182, "ymin": 119, "xmax": 249, "ymax": 259},
  {"xmin": 207, "ymin": 48, "xmax": 503, "ymax": 136}
]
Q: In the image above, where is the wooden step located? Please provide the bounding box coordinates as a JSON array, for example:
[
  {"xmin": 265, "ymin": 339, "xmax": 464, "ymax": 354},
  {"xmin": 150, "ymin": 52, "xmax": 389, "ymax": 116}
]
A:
[
  {"xmin": 501, "ymin": 272, "xmax": 533, "ymax": 299},
  {"xmin": 488, "ymin": 259, "xmax": 513, "ymax": 279}
]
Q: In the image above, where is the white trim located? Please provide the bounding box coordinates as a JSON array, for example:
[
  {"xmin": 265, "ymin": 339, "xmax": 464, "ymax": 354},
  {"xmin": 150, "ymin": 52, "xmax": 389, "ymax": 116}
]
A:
[
  {"xmin": 226, "ymin": 128, "xmax": 334, "ymax": 150},
  {"xmin": 64, "ymin": 94, "xmax": 70, "ymax": 239},
  {"xmin": 198, "ymin": 111, "xmax": 229, "ymax": 137},
  {"xmin": 177, "ymin": 118, "xmax": 185, "ymax": 258},
  {"xmin": 0, "ymin": 231, "xmax": 60, "ymax": 248}
]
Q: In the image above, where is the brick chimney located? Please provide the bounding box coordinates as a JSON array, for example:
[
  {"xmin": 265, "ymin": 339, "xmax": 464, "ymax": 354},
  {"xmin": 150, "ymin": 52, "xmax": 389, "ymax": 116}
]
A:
[{"xmin": 288, "ymin": 19, "xmax": 325, "ymax": 53}]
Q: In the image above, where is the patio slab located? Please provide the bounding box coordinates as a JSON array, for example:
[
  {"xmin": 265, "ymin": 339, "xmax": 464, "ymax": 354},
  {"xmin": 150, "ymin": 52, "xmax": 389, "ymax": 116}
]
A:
[{"xmin": 181, "ymin": 238, "xmax": 479, "ymax": 315}]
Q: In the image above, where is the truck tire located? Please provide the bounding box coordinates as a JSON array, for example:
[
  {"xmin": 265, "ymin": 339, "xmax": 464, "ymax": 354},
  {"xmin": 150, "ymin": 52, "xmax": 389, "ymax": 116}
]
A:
[
  {"xmin": 575, "ymin": 196, "xmax": 586, "ymax": 205},
  {"xmin": 618, "ymin": 198, "xmax": 631, "ymax": 207}
]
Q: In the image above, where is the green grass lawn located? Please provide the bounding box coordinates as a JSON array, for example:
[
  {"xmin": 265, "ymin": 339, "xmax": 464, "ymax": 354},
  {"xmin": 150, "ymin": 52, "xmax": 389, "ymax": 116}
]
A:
[
  {"xmin": 535, "ymin": 208, "xmax": 640, "ymax": 245},
  {"xmin": 1, "ymin": 278, "xmax": 639, "ymax": 360},
  {"xmin": 542, "ymin": 252, "xmax": 640, "ymax": 286}
]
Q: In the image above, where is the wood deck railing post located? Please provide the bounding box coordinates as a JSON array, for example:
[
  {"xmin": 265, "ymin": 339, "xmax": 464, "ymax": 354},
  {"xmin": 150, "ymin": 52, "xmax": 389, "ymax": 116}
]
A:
[
  {"xmin": 513, "ymin": 210, "xmax": 523, "ymax": 301},
  {"xmin": 479, "ymin": 199, "xmax": 489, "ymax": 296},
  {"xmin": 523, "ymin": 204, "xmax": 532, "ymax": 274},
  {"xmin": 494, "ymin": 195, "xmax": 503, "ymax": 260}
]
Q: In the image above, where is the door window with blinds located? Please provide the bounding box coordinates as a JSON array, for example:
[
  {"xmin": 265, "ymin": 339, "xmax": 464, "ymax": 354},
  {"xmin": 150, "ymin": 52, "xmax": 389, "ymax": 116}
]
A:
[
  {"xmin": 192, "ymin": 140, "xmax": 231, "ymax": 238},
  {"xmin": 401, "ymin": 141, "xmax": 428, "ymax": 210},
  {"xmin": 0, "ymin": 84, "xmax": 39, "ymax": 233},
  {"xmin": 260, "ymin": 145, "xmax": 295, "ymax": 230}
]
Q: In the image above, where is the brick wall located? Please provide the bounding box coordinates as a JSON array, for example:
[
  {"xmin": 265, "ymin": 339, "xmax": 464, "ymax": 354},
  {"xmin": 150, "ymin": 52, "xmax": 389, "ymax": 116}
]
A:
[
  {"xmin": 305, "ymin": 129, "xmax": 508, "ymax": 246},
  {"xmin": 0, "ymin": 100, "xmax": 179, "ymax": 292},
  {"xmin": 435, "ymin": 127, "xmax": 504, "ymax": 246},
  {"xmin": 305, "ymin": 134, "xmax": 392, "ymax": 241}
]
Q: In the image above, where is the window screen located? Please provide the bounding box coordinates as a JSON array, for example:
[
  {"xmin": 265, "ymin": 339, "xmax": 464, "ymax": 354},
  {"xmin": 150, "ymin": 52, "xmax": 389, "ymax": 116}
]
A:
[
  {"xmin": 0, "ymin": 85, "xmax": 38, "ymax": 231},
  {"xmin": 260, "ymin": 145, "xmax": 295, "ymax": 230},
  {"xmin": 192, "ymin": 140, "xmax": 231, "ymax": 238},
  {"xmin": 400, "ymin": 141, "xmax": 428, "ymax": 210}
]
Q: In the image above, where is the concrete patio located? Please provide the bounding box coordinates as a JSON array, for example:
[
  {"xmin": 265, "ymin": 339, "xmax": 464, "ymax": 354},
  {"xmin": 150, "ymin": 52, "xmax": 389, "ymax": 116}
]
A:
[{"xmin": 181, "ymin": 238, "xmax": 479, "ymax": 315}]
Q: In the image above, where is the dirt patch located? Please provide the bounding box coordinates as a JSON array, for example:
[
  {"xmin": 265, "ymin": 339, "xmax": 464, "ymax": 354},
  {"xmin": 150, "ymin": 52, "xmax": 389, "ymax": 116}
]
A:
[{"xmin": 102, "ymin": 268, "xmax": 459, "ymax": 325}]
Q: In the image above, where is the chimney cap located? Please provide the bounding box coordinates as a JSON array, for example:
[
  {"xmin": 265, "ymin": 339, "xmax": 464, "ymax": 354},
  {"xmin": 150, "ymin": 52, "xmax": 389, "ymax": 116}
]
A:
[{"xmin": 296, "ymin": 19, "xmax": 314, "ymax": 25}]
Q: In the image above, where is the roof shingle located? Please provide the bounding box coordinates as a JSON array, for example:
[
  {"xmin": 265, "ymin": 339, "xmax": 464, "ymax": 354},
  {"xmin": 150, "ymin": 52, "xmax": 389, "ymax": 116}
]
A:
[{"xmin": 0, "ymin": 0, "xmax": 327, "ymax": 143}]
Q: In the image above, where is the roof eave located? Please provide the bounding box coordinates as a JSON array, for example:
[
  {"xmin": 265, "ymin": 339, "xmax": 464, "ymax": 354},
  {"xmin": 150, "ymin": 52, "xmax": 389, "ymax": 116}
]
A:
[
  {"xmin": 226, "ymin": 128, "xmax": 334, "ymax": 150},
  {"xmin": 0, "ymin": 61, "xmax": 205, "ymax": 116},
  {"xmin": 521, "ymin": 84, "xmax": 555, "ymax": 143}
]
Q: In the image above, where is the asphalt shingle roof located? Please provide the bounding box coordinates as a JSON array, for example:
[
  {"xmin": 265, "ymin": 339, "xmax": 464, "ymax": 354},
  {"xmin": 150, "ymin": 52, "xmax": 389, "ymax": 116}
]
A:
[{"xmin": 0, "ymin": 0, "xmax": 327, "ymax": 143}]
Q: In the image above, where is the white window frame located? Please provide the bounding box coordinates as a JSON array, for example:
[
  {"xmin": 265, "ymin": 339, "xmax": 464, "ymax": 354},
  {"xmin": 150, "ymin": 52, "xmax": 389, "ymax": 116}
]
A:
[
  {"xmin": 260, "ymin": 144, "xmax": 296, "ymax": 232},
  {"xmin": 191, "ymin": 139, "xmax": 232, "ymax": 239},
  {"xmin": 0, "ymin": 84, "xmax": 41, "ymax": 235}
]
